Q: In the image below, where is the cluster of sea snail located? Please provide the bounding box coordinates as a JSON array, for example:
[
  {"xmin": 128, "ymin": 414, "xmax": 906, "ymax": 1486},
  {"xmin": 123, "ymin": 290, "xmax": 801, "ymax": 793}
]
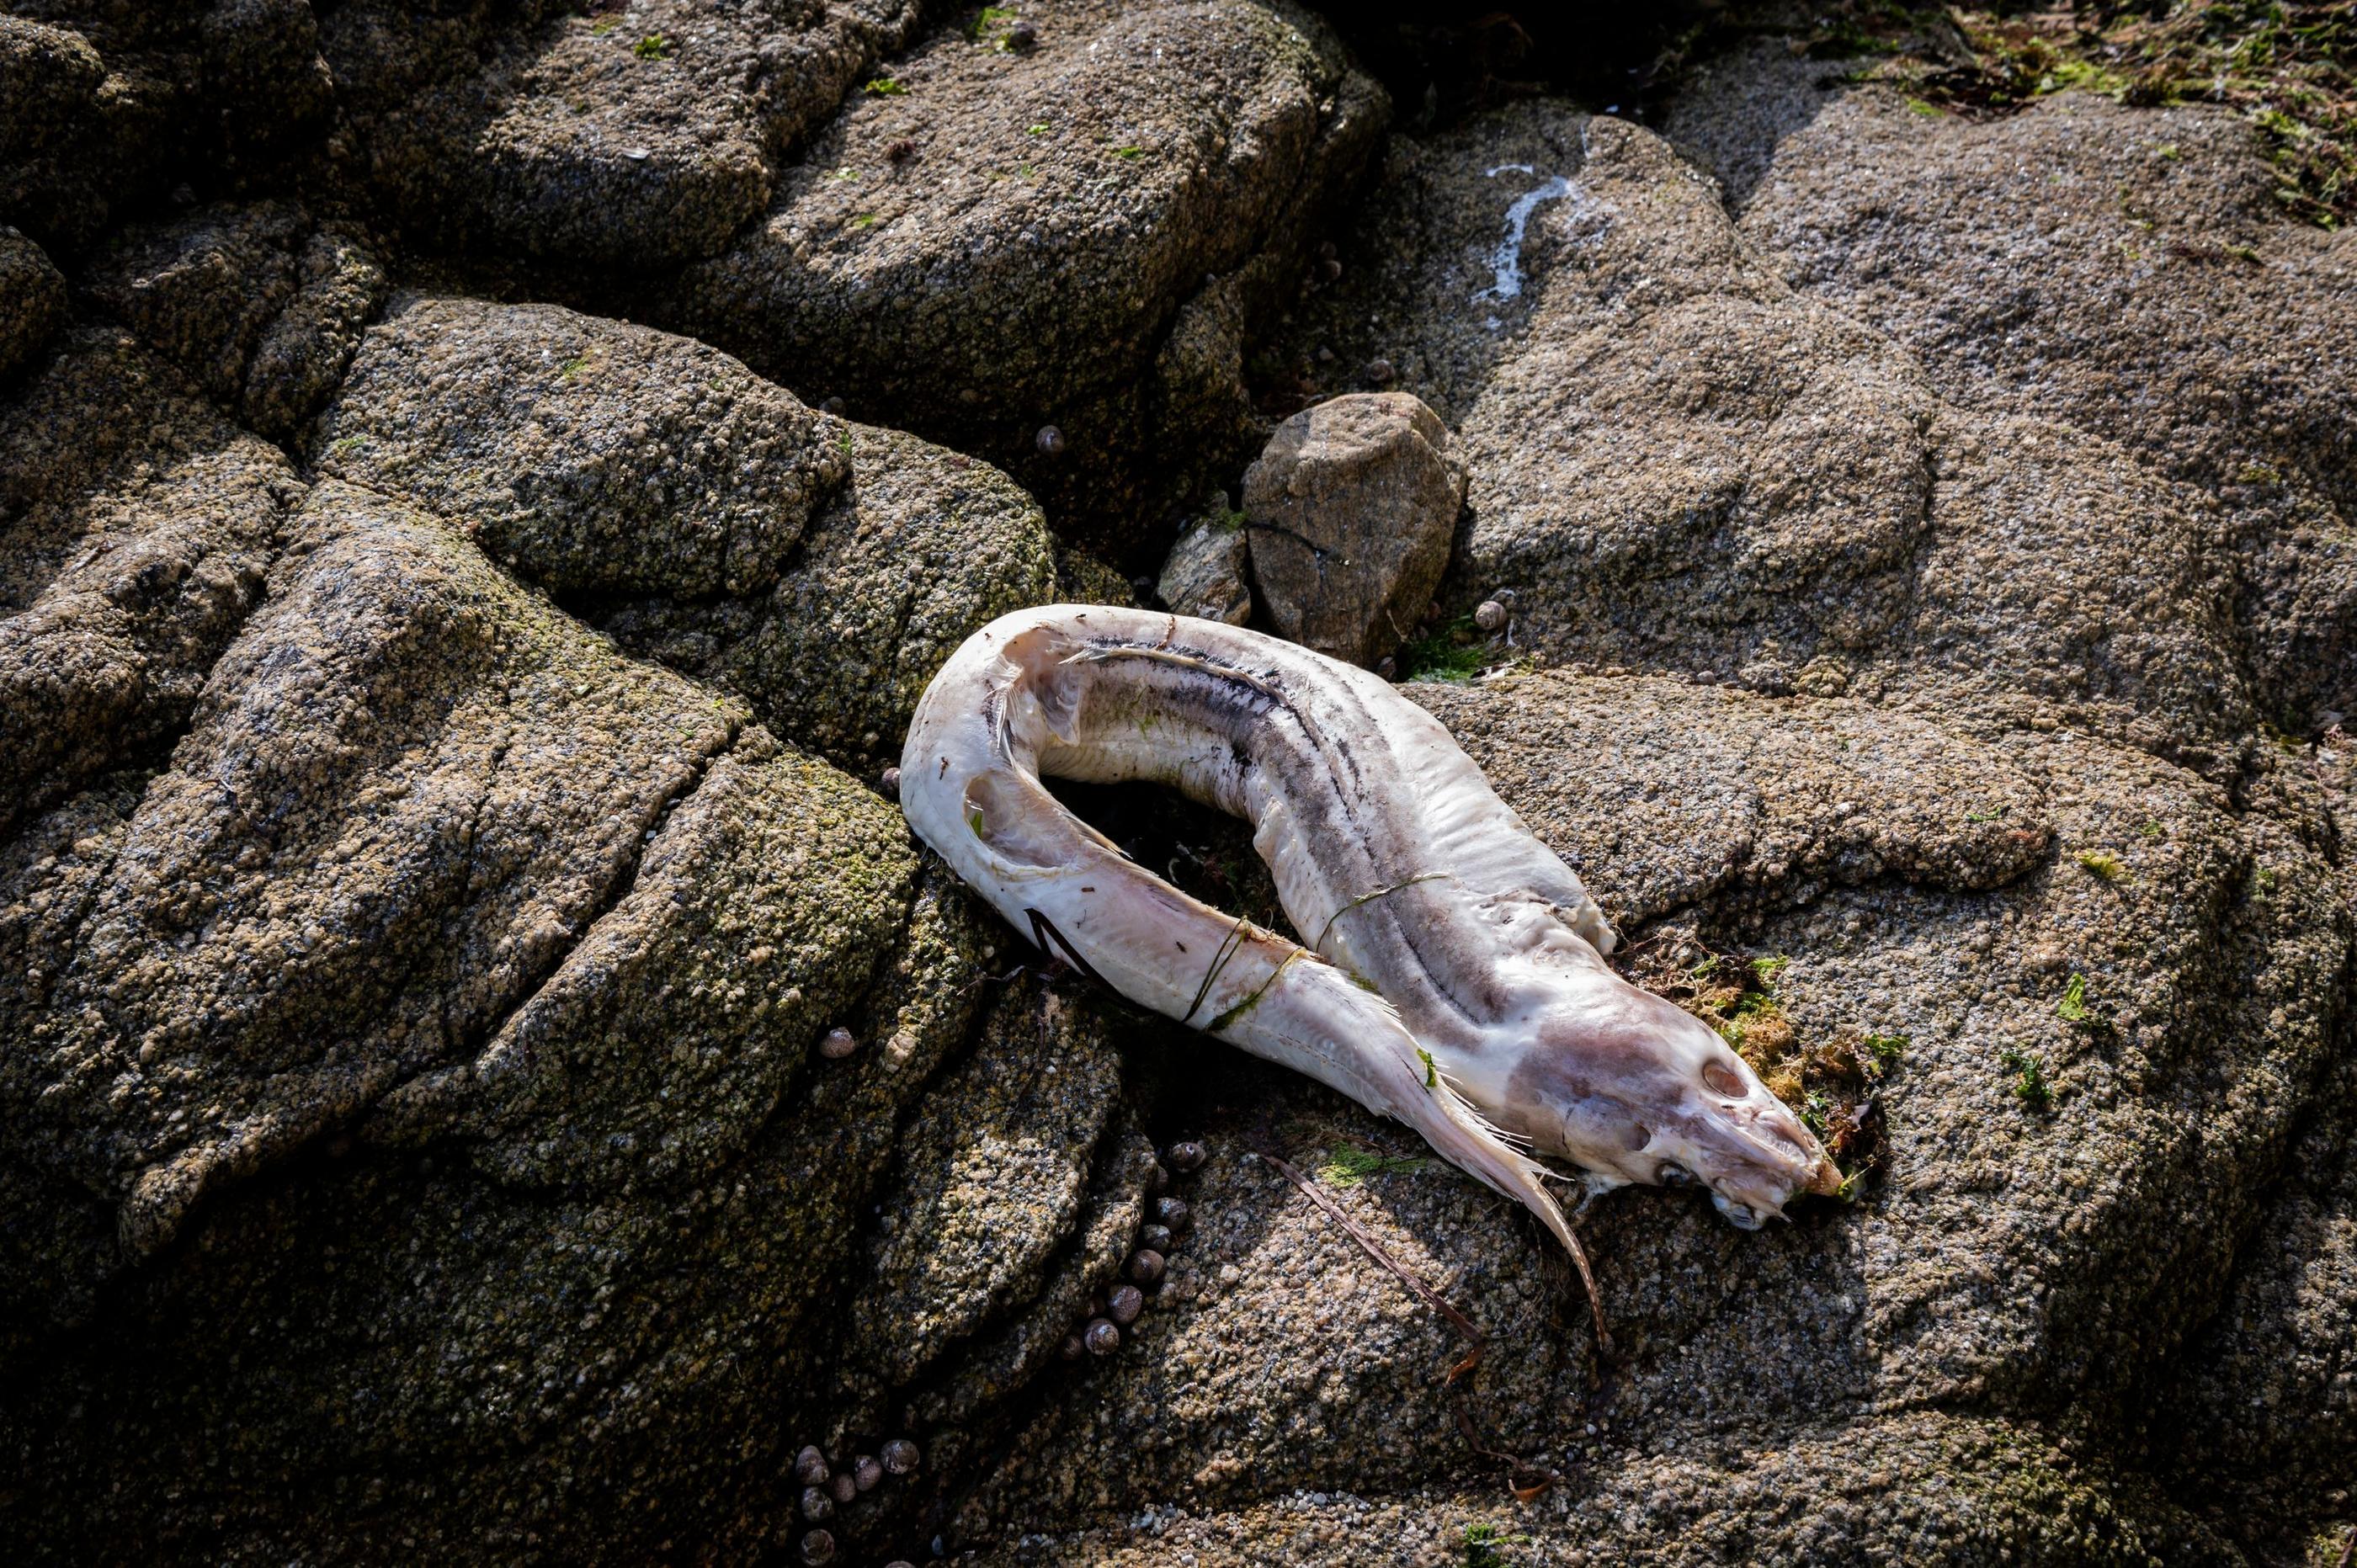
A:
[
  {"xmin": 784, "ymin": 1438, "xmax": 920, "ymax": 1565},
  {"xmin": 1059, "ymin": 1137, "xmax": 1209, "ymax": 1361}
]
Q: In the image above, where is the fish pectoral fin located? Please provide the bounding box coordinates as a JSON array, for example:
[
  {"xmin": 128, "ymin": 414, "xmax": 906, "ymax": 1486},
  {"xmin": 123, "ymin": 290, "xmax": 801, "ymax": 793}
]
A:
[{"xmin": 1407, "ymin": 1057, "xmax": 1615, "ymax": 1356}]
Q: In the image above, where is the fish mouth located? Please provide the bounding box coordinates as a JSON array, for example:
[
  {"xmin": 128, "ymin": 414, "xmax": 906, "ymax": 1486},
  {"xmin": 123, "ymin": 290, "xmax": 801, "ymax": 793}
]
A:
[{"xmin": 1703, "ymin": 1149, "xmax": 1843, "ymax": 1228}]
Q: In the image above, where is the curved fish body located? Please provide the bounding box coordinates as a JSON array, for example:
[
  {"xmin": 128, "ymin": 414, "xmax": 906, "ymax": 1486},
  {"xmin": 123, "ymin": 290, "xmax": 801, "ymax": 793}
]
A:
[{"xmin": 900, "ymin": 606, "xmax": 1839, "ymax": 1277}]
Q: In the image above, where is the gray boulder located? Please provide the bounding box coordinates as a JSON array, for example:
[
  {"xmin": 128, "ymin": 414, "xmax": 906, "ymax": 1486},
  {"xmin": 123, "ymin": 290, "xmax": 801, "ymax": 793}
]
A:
[{"xmin": 1242, "ymin": 391, "xmax": 1466, "ymax": 666}]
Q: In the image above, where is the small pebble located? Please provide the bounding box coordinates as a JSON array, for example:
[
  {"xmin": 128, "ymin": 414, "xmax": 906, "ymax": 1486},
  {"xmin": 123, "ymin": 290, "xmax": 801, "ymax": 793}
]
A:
[
  {"xmin": 1084, "ymin": 1318, "xmax": 1121, "ymax": 1355},
  {"xmin": 1108, "ymin": 1284, "xmax": 1145, "ymax": 1325},
  {"xmin": 1035, "ymin": 424, "xmax": 1066, "ymax": 456},
  {"xmin": 881, "ymin": 1438, "xmax": 921, "ymax": 1476},
  {"xmin": 795, "ymin": 1446, "xmax": 829, "ymax": 1486},
  {"xmin": 1166, "ymin": 1140, "xmax": 1206, "ymax": 1173},
  {"xmin": 1154, "ymin": 1196, "xmax": 1191, "ymax": 1233},
  {"xmin": 1319, "ymin": 256, "xmax": 1343, "ymax": 282},
  {"xmin": 819, "ymin": 396, "xmax": 847, "ymax": 416},
  {"xmin": 831, "ymin": 1471, "xmax": 858, "ymax": 1506},
  {"xmin": 801, "ymin": 1486, "xmax": 834, "ymax": 1523},
  {"xmin": 800, "ymin": 1530, "xmax": 836, "ymax": 1565},
  {"xmin": 1140, "ymin": 1223, "xmax": 1173, "ymax": 1253},
  {"xmin": 1364, "ymin": 357, "xmax": 1395, "ymax": 385},
  {"xmin": 1473, "ymin": 599, "xmax": 1508, "ymax": 632},
  {"xmin": 1059, "ymin": 1331, "xmax": 1087, "ymax": 1361},
  {"xmin": 820, "ymin": 1026, "xmax": 859, "ymax": 1060},
  {"xmin": 880, "ymin": 765, "xmax": 902, "ymax": 799},
  {"xmin": 854, "ymin": 1455, "xmax": 882, "ymax": 1492},
  {"xmin": 1128, "ymin": 1249, "xmax": 1166, "ymax": 1284},
  {"xmin": 885, "ymin": 136, "xmax": 916, "ymax": 163},
  {"xmin": 1006, "ymin": 19, "xmax": 1038, "ymax": 49},
  {"xmin": 1145, "ymin": 1161, "xmax": 1170, "ymax": 1194}
]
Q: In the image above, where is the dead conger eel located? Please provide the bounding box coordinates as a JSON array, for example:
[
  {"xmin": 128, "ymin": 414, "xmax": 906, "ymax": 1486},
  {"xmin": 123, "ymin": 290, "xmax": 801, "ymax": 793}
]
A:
[{"xmin": 902, "ymin": 606, "xmax": 1841, "ymax": 1343}]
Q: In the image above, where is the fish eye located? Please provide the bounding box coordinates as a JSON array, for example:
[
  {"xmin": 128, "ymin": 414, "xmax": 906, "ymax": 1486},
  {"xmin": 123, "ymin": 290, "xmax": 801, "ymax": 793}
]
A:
[{"xmin": 1701, "ymin": 1060, "xmax": 1747, "ymax": 1098}]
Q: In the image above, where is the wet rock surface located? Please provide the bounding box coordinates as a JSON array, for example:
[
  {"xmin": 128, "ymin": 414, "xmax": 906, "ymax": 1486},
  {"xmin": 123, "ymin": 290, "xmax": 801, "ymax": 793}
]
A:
[{"xmin": 1, "ymin": 7, "xmax": 2353, "ymax": 1565}]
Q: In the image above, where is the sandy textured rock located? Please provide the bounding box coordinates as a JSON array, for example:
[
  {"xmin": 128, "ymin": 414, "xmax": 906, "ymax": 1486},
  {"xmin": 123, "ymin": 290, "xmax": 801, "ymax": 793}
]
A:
[
  {"xmin": 0, "ymin": 327, "xmax": 301, "ymax": 835},
  {"xmin": 1242, "ymin": 391, "xmax": 1465, "ymax": 665},
  {"xmin": 1272, "ymin": 103, "xmax": 2251, "ymax": 768},
  {"xmin": 321, "ymin": 0, "xmax": 922, "ymax": 269},
  {"xmin": 663, "ymin": 0, "xmax": 1387, "ymax": 553},
  {"xmin": 82, "ymin": 201, "xmax": 388, "ymax": 441},
  {"xmin": 1721, "ymin": 84, "xmax": 2357, "ymax": 724},
  {"xmin": 0, "ymin": 224, "xmax": 67, "ymax": 382}
]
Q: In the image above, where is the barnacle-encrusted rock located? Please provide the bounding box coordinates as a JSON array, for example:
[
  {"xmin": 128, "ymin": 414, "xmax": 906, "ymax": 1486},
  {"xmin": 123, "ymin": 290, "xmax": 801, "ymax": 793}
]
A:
[
  {"xmin": 319, "ymin": 0, "xmax": 924, "ymax": 268},
  {"xmin": 0, "ymin": 5, "xmax": 328, "ymax": 253},
  {"xmin": 308, "ymin": 294, "xmax": 1056, "ymax": 770},
  {"xmin": 0, "ymin": 225, "xmax": 67, "ymax": 382},
  {"xmin": 1242, "ymin": 391, "xmax": 1466, "ymax": 666},
  {"xmin": 82, "ymin": 201, "xmax": 387, "ymax": 441},
  {"xmin": 0, "ymin": 328, "xmax": 301, "ymax": 837},
  {"xmin": 662, "ymin": 0, "xmax": 1388, "ymax": 552}
]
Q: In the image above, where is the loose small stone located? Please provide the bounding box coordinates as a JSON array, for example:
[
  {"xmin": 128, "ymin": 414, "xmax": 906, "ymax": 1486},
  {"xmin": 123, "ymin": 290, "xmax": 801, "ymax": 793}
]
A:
[
  {"xmin": 800, "ymin": 1529, "xmax": 836, "ymax": 1565},
  {"xmin": 1108, "ymin": 1284, "xmax": 1145, "ymax": 1325},
  {"xmin": 1166, "ymin": 1140, "xmax": 1206, "ymax": 1173},
  {"xmin": 881, "ymin": 1438, "xmax": 921, "ymax": 1476},
  {"xmin": 1035, "ymin": 424, "xmax": 1066, "ymax": 456},
  {"xmin": 795, "ymin": 1446, "xmax": 829, "ymax": 1486},
  {"xmin": 880, "ymin": 765, "xmax": 902, "ymax": 799},
  {"xmin": 1473, "ymin": 599, "xmax": 1508, "ymax": 632},
  {"xmin": 1145, "ymin": 1161, "xmax": 1170, "ymax": 1194},
  {"xmin": 830, "ymin": 1471, "xmax": 857, "ymax": 1506},
  {"xmin": 1364, "ymin": 357, "xmax": 1395, "ymax": 385},
  {"xmin": 1153, "ymin": 1196, "xmax": 1191, "ymax": 1233},
  {"xmin": 854, "ymin": 1454, "xmax": 882, "ymax": 1491},
  {"xmin": 1128, "ymin": 1249, "xmax": 1166, "ymax": 1284},
  {"xmin": 1006, "ymin": 19, "xmax": 1038, "ymax": 49},
  {"xmin": 820, "ymin": 1026, "xmax": 859, "ymax": 1060},
  {"xmin": 1084, "ymin": 1317, "xmax": 1120, "ymax": 1355},
  {"xmin": 885, "ymin": 136, "xmax": 916, "ymax": 163},
  {"xmin": 819, "ymin": 396, "xmax": 846, "ymax": 416},
  {"xmin": 1140, "ymin": 1223, "xmax": 1173, "ymax": 1253},
  {"xmin": 801, "ymin": 1486, "xmax": 834, "ymax": 1523}
]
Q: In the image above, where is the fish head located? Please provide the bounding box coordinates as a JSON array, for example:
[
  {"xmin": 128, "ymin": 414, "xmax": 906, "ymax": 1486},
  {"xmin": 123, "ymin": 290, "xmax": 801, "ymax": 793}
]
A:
[{"xmin": 1503, "ymin": 963, "xmax": 1841, "ymax": 1228}]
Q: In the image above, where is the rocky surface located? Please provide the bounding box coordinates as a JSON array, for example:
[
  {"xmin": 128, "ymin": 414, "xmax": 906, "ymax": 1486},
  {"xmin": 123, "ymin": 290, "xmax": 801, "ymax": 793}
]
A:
[
  {"xmin": 1242, "ymin": 391, "xmax": 1466, "ymax": 666},
  {"xmin": 1, "ymin": 5, "xmax": 2353, "ymax": 1565},
  {"xmin": 1713, "ymin": 80, "xmax": 2357, "ymax": 727},
  {"xmin": 659, "ymin": 0, "xmax": 1389, "ymax": 555}
]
